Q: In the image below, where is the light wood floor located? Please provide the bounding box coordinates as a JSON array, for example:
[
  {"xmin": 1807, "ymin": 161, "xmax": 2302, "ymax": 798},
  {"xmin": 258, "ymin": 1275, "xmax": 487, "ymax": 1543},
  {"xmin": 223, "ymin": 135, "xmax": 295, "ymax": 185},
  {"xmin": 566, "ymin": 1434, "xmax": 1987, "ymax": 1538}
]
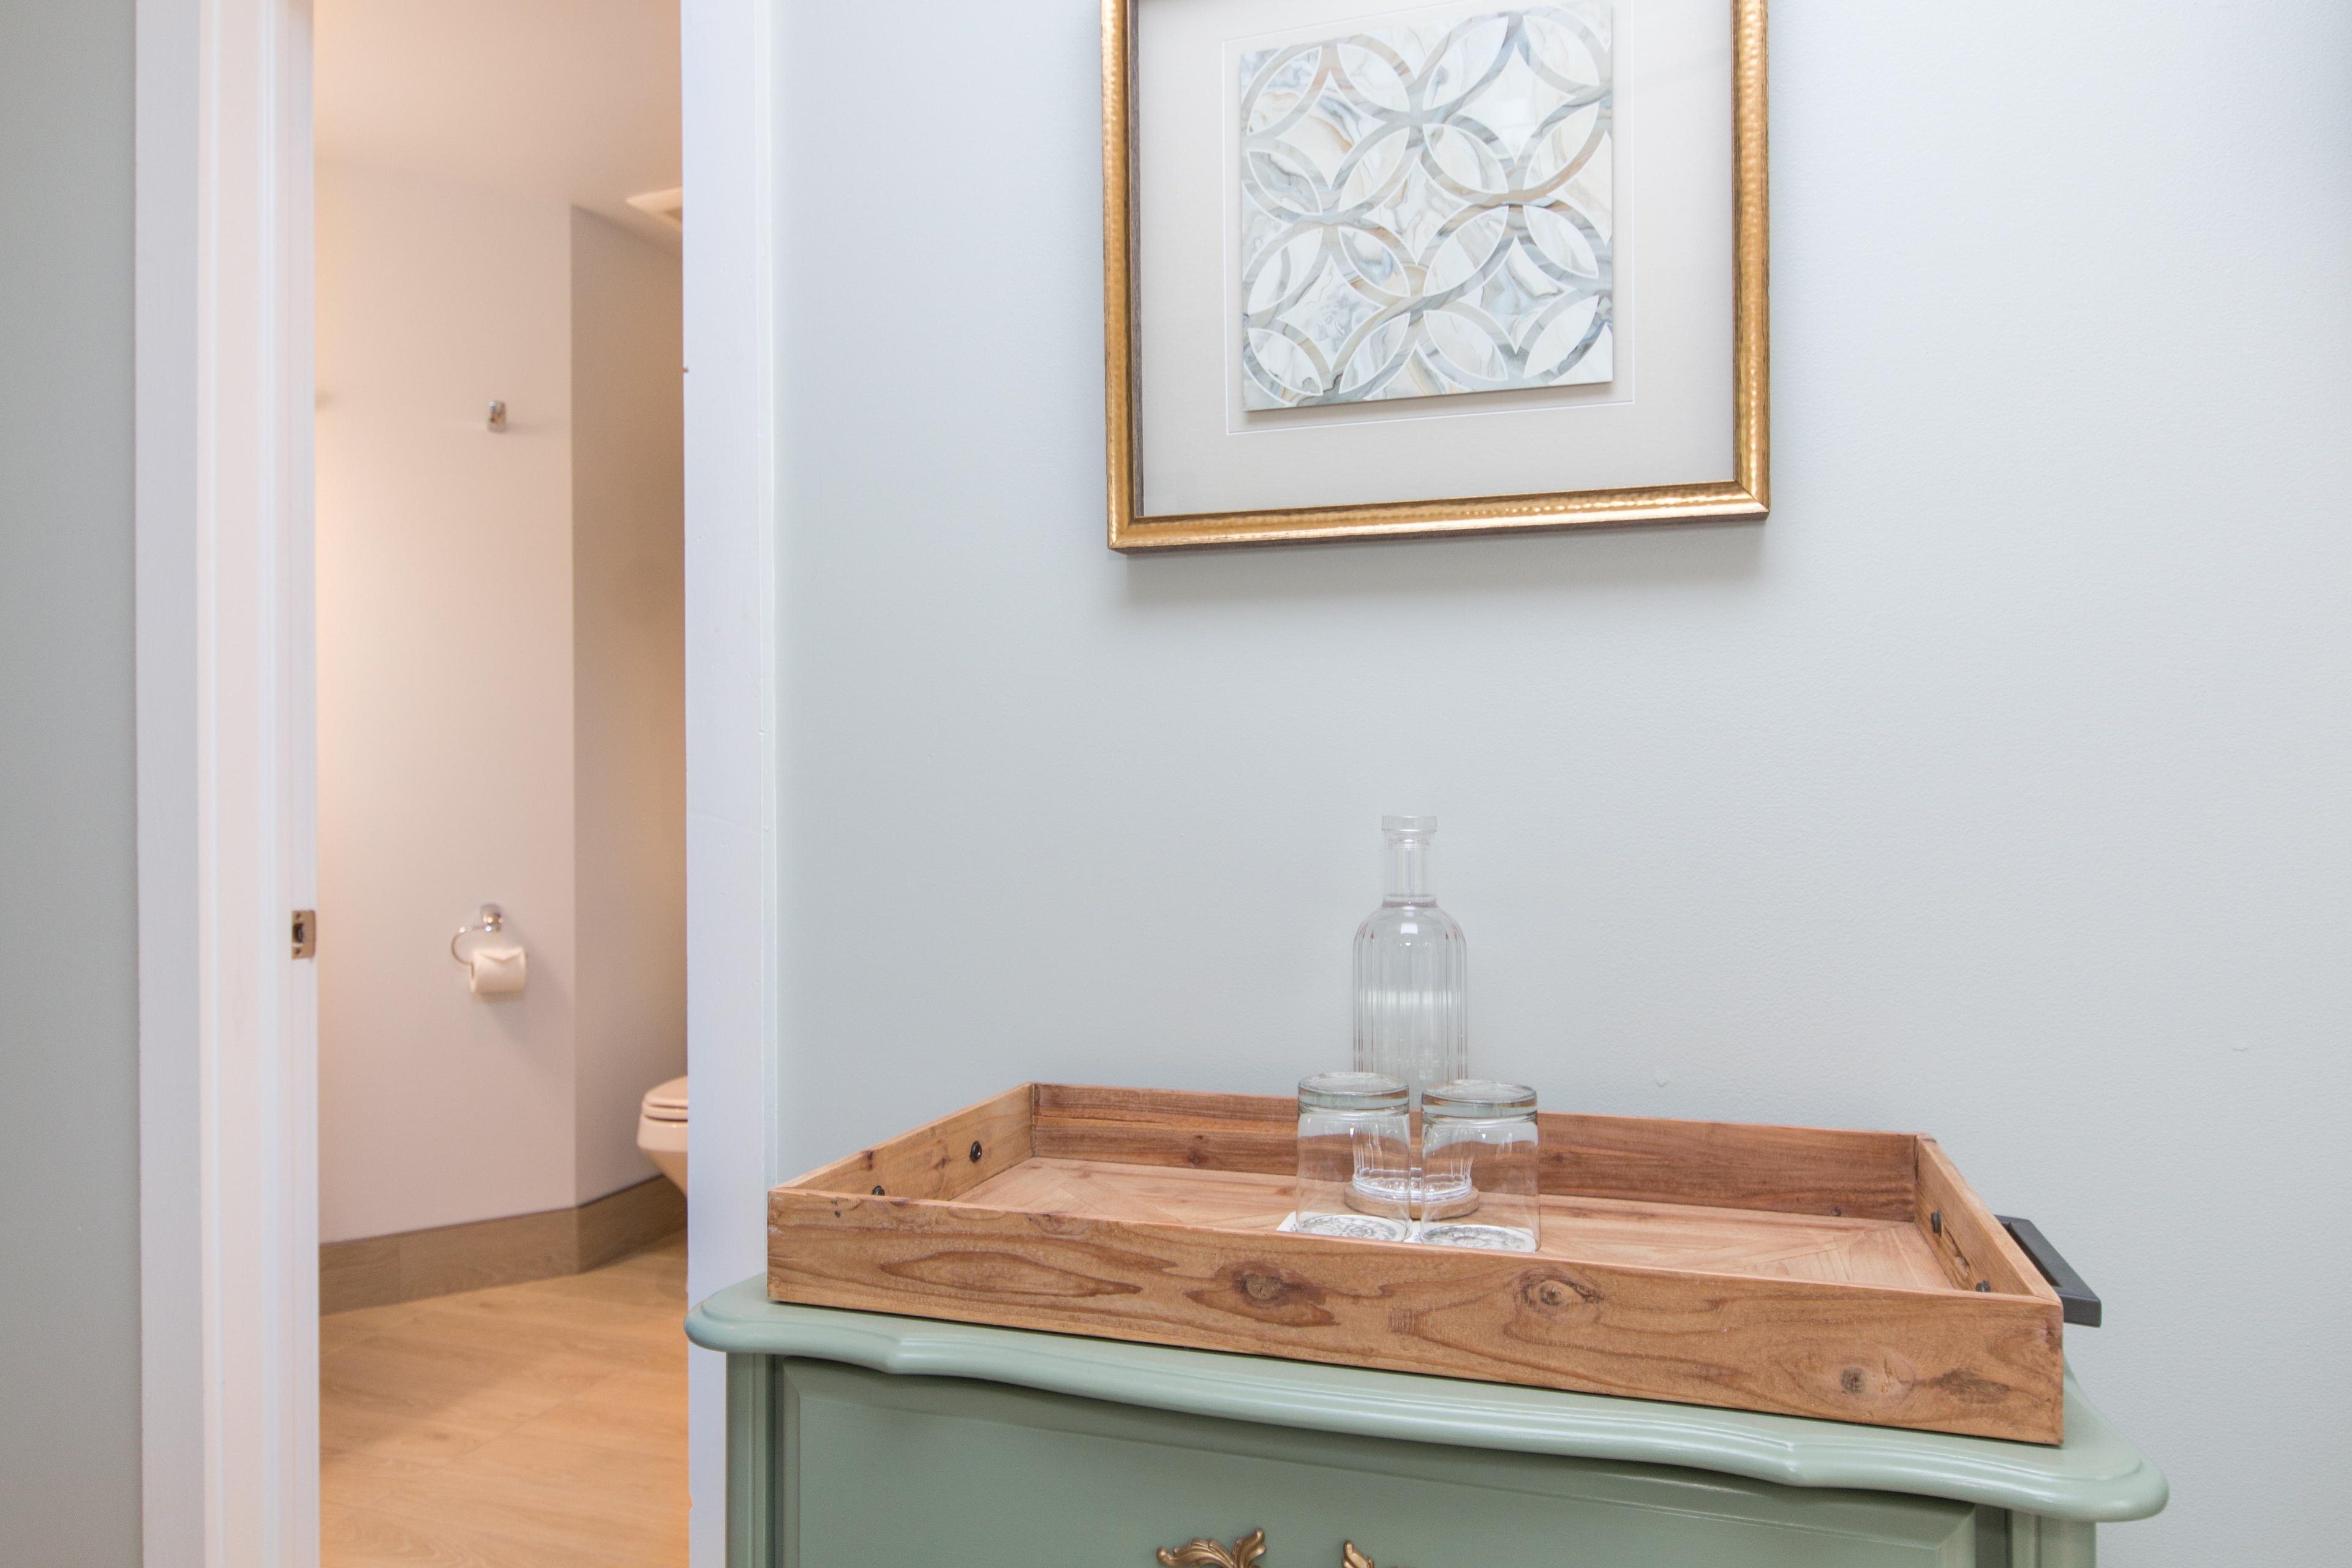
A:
[{"xmin": 320, "ymin": 1230, "xmax": 688, "ymax": 1567}]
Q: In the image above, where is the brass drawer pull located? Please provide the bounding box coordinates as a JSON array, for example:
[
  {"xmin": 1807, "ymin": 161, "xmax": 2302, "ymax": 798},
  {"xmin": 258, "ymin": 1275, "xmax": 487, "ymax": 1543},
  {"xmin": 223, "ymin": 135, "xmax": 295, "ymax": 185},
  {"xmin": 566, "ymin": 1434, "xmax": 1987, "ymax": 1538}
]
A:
[
  {"xmin": 1155, "ymin": 1530, "xmax": 1411, "ymax": 1568},
  {"xmin": 1158, "ymin": 1530, "xmax": 1264, "ymax": 1568}
]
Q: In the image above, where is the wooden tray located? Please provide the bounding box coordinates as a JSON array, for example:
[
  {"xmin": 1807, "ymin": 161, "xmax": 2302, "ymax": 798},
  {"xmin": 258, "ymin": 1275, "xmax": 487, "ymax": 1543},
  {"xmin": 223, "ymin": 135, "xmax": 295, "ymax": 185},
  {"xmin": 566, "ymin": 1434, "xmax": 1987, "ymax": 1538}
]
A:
[{"xmin": 766, "ymin": 1085, "xmax": 2067, "ymax": 1443}]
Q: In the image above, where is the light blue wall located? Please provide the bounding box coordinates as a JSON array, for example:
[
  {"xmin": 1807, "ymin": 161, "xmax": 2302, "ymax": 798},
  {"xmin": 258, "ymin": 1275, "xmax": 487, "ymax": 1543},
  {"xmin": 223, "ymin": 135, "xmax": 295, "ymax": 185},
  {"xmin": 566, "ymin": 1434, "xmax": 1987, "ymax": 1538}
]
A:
[
  {"xmin": 769, "ymin": 4, "xmax": 2351, "ymax": 1564},
  {"xmin": 0, "ymin": 0, "xmax": 144, "ymax": 1561}
]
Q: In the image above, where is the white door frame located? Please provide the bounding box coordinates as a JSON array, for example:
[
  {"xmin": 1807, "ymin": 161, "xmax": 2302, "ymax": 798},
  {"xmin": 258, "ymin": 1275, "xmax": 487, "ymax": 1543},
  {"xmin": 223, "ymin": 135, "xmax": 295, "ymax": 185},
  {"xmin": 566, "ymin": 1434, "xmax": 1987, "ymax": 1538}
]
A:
[
  {"xmin": 135, "ymin": 0, "xmax": 318, "ymax": 1561},
  {"xmin": 132, "ymin": 1, "xmax": 778, "ymax": 1562},
  {"xmin": 679, "ymin": 0, "xmax": 783, "ymax": 1561}
]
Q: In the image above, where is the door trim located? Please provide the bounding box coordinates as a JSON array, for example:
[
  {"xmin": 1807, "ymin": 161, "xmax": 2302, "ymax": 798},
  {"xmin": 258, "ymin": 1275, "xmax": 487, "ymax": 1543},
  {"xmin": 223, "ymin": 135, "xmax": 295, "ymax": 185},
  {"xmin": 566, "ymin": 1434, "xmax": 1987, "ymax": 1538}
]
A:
[
  {"xmin": 134, "ymin": 0, "xmax": 318, "ymax": 1563},
  {"xmin": 680, "ymin": 1, "xmax": 786, "ymax": 1561}
]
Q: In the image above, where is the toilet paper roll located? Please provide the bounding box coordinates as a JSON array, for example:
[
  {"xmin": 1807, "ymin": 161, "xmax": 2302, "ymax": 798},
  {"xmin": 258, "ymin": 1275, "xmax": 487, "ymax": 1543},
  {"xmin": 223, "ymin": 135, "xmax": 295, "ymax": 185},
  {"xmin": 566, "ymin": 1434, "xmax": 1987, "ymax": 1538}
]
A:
[{"xmin": 469, "ymin": 944, "xmax": 527, "ymax": 996}]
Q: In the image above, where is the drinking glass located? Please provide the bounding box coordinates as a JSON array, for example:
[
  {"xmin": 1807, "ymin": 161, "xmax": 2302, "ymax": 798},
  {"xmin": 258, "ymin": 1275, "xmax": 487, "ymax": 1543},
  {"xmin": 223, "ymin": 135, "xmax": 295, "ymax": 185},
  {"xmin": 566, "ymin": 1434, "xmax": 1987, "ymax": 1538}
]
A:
[
  {"xmin": 1290, "ymin": 1072, "xmax": 1412, "ymax": 1241},
  {"xmin": 1416, "ymin": 1079, "xmax": 1539, "ymax": 1251}
]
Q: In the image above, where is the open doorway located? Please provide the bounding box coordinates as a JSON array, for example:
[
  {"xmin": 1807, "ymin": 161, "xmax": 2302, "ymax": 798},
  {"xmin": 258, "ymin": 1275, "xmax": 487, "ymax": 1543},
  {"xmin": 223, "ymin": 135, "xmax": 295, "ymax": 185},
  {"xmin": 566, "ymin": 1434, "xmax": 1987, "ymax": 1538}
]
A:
[{"xmin": 307, "ymin": 3, "xmax": 688, "ymax": 1561}]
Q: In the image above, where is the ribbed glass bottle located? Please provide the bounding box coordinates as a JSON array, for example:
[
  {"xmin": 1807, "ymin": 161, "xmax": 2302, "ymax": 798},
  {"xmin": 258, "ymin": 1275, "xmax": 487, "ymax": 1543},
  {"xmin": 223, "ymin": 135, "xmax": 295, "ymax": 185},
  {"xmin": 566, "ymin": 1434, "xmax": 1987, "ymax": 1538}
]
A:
[{"xmin": 1350, "ymin": 815, "xmax": 1469, "ymax": 1213}]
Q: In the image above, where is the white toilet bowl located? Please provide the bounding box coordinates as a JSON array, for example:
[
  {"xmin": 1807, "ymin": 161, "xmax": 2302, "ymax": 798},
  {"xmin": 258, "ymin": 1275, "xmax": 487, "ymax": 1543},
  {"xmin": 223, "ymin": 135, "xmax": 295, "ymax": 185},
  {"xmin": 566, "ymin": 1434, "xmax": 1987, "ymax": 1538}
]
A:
[{"xmin": 637, "ymin": 1075, "xmax": 688, "ymax": 1194}]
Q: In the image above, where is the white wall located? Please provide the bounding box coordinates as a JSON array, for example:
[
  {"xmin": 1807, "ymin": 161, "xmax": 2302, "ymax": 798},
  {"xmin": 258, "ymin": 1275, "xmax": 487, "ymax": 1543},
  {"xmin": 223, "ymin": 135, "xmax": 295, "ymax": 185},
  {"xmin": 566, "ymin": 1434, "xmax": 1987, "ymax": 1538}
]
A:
[
  {"xmin": 317, "ymin": 163, "xmax": 685, "ymax": 1242},
  {"xmin": 573, "ymin": 207, "xmax": 690, "ymax": 1204},
  {"xmin": 317, "ymin": 162, "xmax": 581, "ymax": 1240},
  {"xmin": 754, "ymin": 3, "xmax": 2351, "ymax": 1564}
]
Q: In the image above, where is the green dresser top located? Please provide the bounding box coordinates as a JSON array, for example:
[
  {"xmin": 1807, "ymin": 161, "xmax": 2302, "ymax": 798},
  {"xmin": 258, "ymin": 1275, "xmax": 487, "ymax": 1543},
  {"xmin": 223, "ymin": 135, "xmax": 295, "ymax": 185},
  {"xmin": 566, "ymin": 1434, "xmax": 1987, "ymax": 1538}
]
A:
[{"xmin": 688, "ymin": 1276, "xmax": 2165, "ymax": 1524}]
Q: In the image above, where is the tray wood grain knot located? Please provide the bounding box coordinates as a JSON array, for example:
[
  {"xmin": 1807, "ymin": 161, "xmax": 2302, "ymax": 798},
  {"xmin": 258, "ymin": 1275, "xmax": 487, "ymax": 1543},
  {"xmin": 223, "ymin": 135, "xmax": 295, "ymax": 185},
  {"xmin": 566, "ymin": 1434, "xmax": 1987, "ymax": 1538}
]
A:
[{"xmin": 768, "ymin": 1084, "xmax": 2067, "ymax": 1442}]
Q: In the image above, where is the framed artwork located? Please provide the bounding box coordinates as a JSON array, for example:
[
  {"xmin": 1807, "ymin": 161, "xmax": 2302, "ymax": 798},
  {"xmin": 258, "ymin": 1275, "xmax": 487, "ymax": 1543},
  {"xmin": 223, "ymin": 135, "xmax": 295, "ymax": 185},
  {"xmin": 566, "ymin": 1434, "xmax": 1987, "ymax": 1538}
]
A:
[{"xmin": 1103, "ymin": 0, "xmax": 1767, "ymax": 551}]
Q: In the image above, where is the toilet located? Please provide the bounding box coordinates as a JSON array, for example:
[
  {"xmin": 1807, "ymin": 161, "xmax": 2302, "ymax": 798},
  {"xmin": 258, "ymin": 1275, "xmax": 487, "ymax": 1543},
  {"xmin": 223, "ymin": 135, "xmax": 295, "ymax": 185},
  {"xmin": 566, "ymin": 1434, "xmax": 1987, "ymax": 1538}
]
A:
[{"xmin": 636, "ymin": 1076, "xmax": 688, "ymax": 1194}]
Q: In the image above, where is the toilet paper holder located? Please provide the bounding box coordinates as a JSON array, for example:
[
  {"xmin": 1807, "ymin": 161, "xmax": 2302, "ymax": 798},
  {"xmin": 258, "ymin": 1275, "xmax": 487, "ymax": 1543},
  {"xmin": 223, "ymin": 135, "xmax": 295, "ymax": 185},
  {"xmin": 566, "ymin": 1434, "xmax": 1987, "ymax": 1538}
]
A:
[
  {"xmin": 450, "ymin": 903, "xmax": 507, "ymax": 964},
  {"xmin": 452, "ymin": 903, "xmax": 528, "ymax": 996}
]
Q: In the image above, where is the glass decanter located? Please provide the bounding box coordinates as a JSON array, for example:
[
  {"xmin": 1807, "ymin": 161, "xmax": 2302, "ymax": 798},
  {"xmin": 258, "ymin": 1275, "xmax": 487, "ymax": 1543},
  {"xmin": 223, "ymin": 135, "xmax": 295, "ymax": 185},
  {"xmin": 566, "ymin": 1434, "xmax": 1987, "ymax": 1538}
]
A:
[{"xmin": 1349, "ymin": 815, "xmax": 1469, "ymax": 1216}]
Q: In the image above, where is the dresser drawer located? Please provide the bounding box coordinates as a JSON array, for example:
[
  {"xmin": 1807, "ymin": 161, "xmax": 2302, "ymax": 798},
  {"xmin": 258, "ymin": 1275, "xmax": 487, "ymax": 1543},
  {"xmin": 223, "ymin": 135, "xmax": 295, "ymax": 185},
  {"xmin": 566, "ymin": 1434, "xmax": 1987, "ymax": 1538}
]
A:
[{"xmin": 753, "ymin": 1357, "xmax": 1980, "ymax": 1567}]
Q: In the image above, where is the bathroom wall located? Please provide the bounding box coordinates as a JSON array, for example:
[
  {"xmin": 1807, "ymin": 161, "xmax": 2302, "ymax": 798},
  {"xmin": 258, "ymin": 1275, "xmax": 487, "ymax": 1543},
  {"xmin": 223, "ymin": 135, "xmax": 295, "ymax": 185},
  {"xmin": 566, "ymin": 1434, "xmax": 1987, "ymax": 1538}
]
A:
[
  {"xmin": 0, "ymin": 0, "xmax": 144, "ymax": 1559},
  {"xmin": 728, "ymin": 2, "xmax": 2352, "ymax": 1565},
  {"xmin": 317, "ymin": 161, "xmax": 581, "ymax": 1240},
  {"xmin": 317, "ymin": 162, "xmax": 684, "ymax": 1242},
  {"xmin": 571, "ymin": 208, "xmax": 689, "ymax": 1205}
]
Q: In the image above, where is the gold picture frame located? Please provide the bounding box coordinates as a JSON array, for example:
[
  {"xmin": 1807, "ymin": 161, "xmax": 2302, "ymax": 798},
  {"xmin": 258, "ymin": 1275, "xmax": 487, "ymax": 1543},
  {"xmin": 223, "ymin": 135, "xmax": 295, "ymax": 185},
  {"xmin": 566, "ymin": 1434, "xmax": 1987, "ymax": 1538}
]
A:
[{"xmin": 1103, "ymin": 0, "xmax": 1769, "ymax": 552}]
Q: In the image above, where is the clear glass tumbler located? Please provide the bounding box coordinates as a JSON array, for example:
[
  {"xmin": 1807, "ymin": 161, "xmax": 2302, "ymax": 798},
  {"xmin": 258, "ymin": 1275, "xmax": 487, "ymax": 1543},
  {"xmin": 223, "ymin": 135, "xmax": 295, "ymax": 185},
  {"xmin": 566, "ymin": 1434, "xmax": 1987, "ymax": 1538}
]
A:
[
  {"xmin": 1352, "ymin": 815, "xmax": 1469, "ymax": 1214},
  {"xmin": 1416, "ymin": 1079, "xmax": 1540, "ymax": 1251},
  {"xmin": 1290, "ymin": 1072, "xmax": 1412, "ymax": 1242}
]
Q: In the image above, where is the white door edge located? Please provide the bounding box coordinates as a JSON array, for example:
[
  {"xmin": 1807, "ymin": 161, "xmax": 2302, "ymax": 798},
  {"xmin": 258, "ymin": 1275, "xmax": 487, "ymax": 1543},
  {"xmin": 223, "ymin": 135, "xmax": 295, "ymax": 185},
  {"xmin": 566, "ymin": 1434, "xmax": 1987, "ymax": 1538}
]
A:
[
  {"xmin": 135, "ymin": 0, "xmax": 320, "ymax": 1564},
  {"xmin": 681, "ymin": 1, "xmax": 786, "ymax": 1563}
]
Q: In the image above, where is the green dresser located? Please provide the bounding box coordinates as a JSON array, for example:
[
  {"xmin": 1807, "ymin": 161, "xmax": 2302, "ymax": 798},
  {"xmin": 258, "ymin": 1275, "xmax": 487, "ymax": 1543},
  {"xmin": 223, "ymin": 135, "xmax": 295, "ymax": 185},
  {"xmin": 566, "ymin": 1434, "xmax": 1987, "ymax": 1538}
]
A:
[{"xmin": 687, "ymin": 1279, "xmax": 2164, "ymax": 1568}]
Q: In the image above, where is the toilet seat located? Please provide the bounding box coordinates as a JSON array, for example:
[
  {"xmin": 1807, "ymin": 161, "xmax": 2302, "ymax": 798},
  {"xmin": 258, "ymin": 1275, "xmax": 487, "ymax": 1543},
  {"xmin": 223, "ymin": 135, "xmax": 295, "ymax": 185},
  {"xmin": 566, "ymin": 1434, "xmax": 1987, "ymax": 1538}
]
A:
[
  {"xmin": 638, "ymin": 1076, "xmax": 688, "ymax": 1195},
  {"xmin": 641, "ymin": 1076, "xmax": 688, "ymax": 1123}
]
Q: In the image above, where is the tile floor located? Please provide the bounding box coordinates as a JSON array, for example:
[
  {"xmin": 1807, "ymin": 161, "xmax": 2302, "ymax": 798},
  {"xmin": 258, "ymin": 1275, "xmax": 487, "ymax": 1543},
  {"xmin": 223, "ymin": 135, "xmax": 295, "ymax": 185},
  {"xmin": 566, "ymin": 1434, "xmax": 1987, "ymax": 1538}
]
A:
[{"xmin": 319, "ymin": 1231, "xmax": 688, "ymax": 1568}]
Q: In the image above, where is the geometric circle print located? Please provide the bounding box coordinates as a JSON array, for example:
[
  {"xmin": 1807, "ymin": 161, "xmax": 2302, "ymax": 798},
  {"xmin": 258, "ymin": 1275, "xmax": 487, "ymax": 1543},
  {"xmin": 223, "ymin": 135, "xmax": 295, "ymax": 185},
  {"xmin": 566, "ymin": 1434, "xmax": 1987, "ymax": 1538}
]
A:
[{"xmin": 1238, "ymin": 4, "xmax": 1613, "ymax": 410}]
